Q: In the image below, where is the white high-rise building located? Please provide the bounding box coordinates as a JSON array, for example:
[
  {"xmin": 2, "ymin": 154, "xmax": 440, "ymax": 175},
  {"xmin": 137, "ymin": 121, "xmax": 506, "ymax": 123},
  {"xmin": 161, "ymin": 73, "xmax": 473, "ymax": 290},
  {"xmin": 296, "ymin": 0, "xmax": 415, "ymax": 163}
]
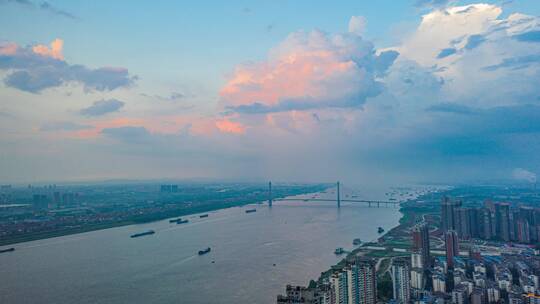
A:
[
  {"xmin": 411, "ymin": 251, "xmax": 423, "ymax": 269},
  {"xmin": 410, "ymin": 268, "xmax": 425, "ymax": 290},
  {"xmin": 433, "ymin": 274, "xmax": 446, "ymax": 293},
  {"xmin": 391, "ymin": 259, "xmax": 411, "ymax": 304},
  {"xmin": 328, "ymin": 258, "xmax": 377, "ymax": 304}
]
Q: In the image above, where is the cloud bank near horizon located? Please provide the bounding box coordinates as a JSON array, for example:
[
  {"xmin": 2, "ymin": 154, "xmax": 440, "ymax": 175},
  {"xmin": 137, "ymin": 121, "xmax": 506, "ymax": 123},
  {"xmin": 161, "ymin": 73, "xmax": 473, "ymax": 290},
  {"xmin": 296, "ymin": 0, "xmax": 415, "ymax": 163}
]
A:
[{"xmin": 1, "ymin": 2, "xmax": 540, "ymax": 184}]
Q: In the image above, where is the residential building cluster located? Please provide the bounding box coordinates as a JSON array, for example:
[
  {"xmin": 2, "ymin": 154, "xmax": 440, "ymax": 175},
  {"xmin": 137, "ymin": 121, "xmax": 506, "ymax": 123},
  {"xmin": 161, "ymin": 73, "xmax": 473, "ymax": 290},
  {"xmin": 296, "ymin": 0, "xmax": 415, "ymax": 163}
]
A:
[
  {"xmin": 441, "ymin": 197, "xmax": 540, "ymax": 244},
  {"xmin": 277, "ymin": 257, "xmax": 377, "ymax": 304},
  {"xmin": 277, "ymin": 197, "xmax": 540, "ymax": 304}
]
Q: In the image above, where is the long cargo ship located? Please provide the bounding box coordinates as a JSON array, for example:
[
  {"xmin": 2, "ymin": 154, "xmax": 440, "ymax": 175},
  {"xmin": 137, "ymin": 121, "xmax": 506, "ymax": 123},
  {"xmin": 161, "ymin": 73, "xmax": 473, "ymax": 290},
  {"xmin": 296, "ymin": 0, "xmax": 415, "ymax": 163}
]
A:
[
  {"xmin": 245, "ymin": 209, "xmax": 256, "ymax": 214},
  {"xmin": 0, "ymin": 247, "xmax": 15, "ymax": 254},
  {"xmin": 176, "ymin": 219, "xmax": 189, "ymax": 224},
  {"xmin": 199, "ymin": 214, "xmax": 209, "ymax": 218},
  {"xmin": 198, "ymin": 247, "xmax": 211, "ymax": 255},
  {"xmin": 130, "ymin": 230, "xmax": 155, "ymax": 238}
]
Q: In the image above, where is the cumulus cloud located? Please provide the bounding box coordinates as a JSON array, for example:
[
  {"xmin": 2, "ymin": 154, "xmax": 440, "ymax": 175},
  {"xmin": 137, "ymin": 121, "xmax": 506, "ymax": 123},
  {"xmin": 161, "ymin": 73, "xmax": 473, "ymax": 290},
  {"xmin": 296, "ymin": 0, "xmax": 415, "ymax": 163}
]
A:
[
  {"xmin": 396, "ymin": 3, "xmax": 540, "ymax": 109},
  {"xmin": 31, "ymin": 38, "xmax": 63, "ymax": 60},
  {"xmin": 6, "ymin": 2, "xmax": 540, "ymax": 184},
  {"xmin": 348, "ymin": 16, "xmax": 367, "ymax": 36},
  {"xmin": 214, "ymin": 3, "xmax": 540, "ymax": 182},
  {"xmin": 512, "ymin": 168, "xmax": 537, "ymax": 183},
  {"xmin": 220, "ymin": 30, "xmax": 398, "ymax": 113},
  {"xmin": 0, "ymin": 39, "xmax": 136, "ymax": 93},
  {"xmin": 80, "ymin": 99, "xmax": 125, "ymax": 116},
  {"xmin": 215, "ymin": 118, "xmax": 246, "ymax": 134}
]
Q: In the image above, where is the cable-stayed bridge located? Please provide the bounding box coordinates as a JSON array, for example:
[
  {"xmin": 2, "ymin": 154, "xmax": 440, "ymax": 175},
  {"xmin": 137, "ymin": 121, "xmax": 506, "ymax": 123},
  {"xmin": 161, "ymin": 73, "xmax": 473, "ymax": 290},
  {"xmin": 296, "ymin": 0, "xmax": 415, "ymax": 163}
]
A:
[{"xmin": 267, "ymin": 181, "xmax": 400, "ymax": 208}]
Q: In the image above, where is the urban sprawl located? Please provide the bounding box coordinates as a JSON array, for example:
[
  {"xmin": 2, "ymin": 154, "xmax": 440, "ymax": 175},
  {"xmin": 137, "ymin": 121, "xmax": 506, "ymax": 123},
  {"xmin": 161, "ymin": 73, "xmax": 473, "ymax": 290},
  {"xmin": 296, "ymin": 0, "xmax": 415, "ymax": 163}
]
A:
[{"xmin": 278, "ymin": 191, "xmax": 540, "ymax": 304}]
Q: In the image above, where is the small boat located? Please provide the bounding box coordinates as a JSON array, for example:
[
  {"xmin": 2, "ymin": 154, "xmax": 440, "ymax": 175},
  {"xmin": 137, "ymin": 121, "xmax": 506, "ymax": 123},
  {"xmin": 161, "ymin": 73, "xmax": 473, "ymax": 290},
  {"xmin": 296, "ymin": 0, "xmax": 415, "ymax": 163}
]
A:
[
  {"xmin": 0, "ymin": 247, "xmax": 15, "ymax": 254},
  {"xmin": 199, "ymin": 214, "xmax": 209, "ymax": 218},
  {"xmin": 334, "ymin": 247, "xmax": 345, "ymax": 255},
  {"xmin": 353, "ymin": 238, "xmax": 362, "ymax": 246},
  {"xmin": 176, "ymin": 219, "xmax": 189, "ymax": 224},
  {"xmin": 378, "ymin": 227, "xmax": 385, "ymax": 234},
  {"xmin": 245, "ymin": 209, "xmax": 256, "ymax": 213},
  {"xmin": 130, "ymin": 230, "xmax": 155, "ymax": 238},
  {"xmin": 198, "ymin": 247, "xmax": 211, "ymax": 255}
]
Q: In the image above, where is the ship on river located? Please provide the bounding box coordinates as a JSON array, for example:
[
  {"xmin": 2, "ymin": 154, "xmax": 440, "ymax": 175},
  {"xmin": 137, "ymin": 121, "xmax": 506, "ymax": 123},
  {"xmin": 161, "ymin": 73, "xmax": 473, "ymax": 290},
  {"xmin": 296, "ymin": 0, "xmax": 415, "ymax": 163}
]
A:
[
  {"xmin": 198, "ymin": 247, "xmax": 211, "ymax": 255},
  {"xmin": 130, "ymin": 230, "xmax": 155, "ymax": 238},
  {"xmin": 0, "ymin": 247, "xmax": 15, "ymax": 254}
]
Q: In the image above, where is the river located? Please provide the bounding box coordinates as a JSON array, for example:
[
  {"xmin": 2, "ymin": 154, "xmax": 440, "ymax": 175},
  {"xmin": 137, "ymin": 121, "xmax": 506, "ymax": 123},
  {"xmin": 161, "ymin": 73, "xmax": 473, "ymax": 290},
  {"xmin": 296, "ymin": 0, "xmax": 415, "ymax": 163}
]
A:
[{"xmin": 0, "ymin": 187, "xmax": 404, "ymax": 304}]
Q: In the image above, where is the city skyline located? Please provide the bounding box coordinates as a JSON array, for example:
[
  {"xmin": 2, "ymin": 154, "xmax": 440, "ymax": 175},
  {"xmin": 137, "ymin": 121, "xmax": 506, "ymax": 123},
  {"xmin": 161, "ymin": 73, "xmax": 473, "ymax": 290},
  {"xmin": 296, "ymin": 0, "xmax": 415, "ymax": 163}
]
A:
[{"xmin": 2, "ymin": 1, "xmax": 540, "ymax": 185}]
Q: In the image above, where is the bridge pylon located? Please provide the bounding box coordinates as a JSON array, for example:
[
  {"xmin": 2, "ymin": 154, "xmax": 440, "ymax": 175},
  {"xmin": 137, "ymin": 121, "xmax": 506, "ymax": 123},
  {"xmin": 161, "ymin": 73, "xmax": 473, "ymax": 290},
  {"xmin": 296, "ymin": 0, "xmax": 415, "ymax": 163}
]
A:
[
  {"xmin": 268, "ymin": 181, "xmax": 273, "ymax": 207},
  {"xmin": 337, "ymin": 181, "xmax": 341, "ymax": 208}
]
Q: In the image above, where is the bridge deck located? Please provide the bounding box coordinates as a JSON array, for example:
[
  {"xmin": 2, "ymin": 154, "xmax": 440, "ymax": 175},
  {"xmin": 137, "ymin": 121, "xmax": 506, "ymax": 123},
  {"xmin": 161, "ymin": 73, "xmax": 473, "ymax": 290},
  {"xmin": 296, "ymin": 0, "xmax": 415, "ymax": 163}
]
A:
[{"xmin": 274, "ymin": 198, "xmax": 399, "ymax": 204}]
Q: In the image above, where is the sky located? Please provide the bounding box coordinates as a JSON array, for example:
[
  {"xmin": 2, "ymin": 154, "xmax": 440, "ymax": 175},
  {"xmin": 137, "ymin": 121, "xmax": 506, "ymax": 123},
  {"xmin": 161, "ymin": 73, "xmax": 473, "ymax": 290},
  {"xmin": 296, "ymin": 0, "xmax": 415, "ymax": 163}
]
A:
[{"xmin": 1, "ymin": 0, "xmax": 540, "ymax": 185}]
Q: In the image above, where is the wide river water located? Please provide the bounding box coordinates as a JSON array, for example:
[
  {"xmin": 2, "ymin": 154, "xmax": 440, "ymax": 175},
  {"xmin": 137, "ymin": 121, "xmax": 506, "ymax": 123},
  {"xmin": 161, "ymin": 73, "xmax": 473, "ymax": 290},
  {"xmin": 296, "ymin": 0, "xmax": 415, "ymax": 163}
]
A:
[{"xmin": 0, "ymin": 187, "xmax": 404, "ymax": 304}]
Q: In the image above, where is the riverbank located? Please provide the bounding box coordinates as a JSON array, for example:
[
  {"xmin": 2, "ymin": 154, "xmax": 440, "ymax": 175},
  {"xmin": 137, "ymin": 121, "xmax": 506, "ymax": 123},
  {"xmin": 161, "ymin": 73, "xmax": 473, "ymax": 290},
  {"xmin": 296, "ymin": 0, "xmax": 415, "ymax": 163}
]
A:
[
  {"xmin": 0, "ymin": 188, "xmax": 401, "ymax": 304},
  {"xmin": 311, "ymin": 188, "xmax": 441, "ymax": 294},
  {"xmin": 0, "ymin": 185, "xmax": 328, "ymax": 247}
]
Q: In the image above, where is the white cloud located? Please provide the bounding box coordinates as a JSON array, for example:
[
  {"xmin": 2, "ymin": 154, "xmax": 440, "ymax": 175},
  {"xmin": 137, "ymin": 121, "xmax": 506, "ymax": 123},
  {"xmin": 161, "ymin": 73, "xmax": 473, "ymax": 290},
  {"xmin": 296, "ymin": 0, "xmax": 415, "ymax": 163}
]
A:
[
  {"xmin": 512, "ymin": 168, "xmax": 537, "ymax": 183},
  {"xmin": 348, "ymin": 16, "xmax": 367, "ymax": 36}
]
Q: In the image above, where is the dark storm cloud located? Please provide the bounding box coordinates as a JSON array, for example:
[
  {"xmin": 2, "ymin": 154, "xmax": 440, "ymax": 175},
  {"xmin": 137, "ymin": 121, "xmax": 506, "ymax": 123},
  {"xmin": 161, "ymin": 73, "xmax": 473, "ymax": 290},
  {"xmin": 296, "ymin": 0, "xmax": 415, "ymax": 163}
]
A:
[
  {"xmin": 370, "ymin": 104, "xmax": 540, "ymax": 172},
  {"xmin": 80, "ymin": 99, "xmax": 125, "ymax": 116},
  {"xmin": 427, "ymin": 104, "xmax": 540, "ymax": 135}
]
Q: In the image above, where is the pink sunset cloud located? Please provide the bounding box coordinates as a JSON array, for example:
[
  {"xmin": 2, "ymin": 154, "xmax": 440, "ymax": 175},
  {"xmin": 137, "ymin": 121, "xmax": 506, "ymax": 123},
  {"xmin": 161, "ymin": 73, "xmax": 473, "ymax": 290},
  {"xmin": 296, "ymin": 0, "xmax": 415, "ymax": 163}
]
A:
[
  {"xmin": 220, "ymin": 30, "xmax": 398, "ymax": 113},
  {"xmin": 32, "ymin": 38, "xmax": 64, "ymax": 60},
  {"xmin": 0, "ymin": 42, "xmax": 18, "ymax": 55},
  {"xmin": 61, "ymin": 115, "xmax": 246, "ymax": 140},
  {"xmin": 215, "ymin": 118, "xmax": 246, "ymax": 134}
]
